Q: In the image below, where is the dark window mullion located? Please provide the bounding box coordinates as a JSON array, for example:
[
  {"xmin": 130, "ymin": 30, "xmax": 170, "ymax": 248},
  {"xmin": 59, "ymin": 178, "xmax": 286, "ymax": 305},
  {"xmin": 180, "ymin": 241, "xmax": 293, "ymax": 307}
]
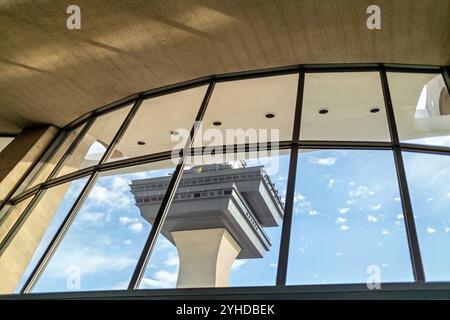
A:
[
  {"xmin": 276, "ymin": 71, "xmax": 304, "ymax": 285},
  {"xmin": 380, "ymin": 68, "xmax": 425, "ymax": 282}
]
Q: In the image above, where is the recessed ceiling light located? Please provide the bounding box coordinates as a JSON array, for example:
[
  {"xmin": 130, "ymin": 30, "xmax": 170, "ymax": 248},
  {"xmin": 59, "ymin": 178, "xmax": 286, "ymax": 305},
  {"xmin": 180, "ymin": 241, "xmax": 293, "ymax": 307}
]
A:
[
  {"xmin": 265, "ymin": 113, "xmax": 276, "ymax": 119},
  {"xmin": 212, "ymin": 121, "xmax": 222, "ymax": 126},
  {"xmin": 170, "ymin": 130, "xmax": 179, "ymax": 136},
  {"xmin": 137, "ymin": 140, "xmax": 146, "ymax": 145},
  {"xmin": 370, "ymin": 107, "xmax": 380, "ymax": 113},
  {"xmin": 318, "ymin": 108, "xmax": 329, "ymax": 115}
]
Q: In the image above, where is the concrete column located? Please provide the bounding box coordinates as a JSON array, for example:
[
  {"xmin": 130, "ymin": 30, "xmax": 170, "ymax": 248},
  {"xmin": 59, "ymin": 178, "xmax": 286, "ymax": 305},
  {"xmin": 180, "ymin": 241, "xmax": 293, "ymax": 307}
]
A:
[
  {"xmin": 0, "ymin": 125, "xmax": 58, "ymax": 205},
  {"xmin": 171, "ymin": 228, "xmax": 241, "ymax": 288}
]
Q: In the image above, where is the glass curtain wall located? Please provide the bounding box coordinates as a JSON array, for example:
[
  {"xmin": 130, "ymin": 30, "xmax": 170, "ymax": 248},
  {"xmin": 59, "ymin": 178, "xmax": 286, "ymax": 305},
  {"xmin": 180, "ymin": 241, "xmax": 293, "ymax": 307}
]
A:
[{"xmin": 0, "ymin": 66, "xmax": 449, "ymax": 295}]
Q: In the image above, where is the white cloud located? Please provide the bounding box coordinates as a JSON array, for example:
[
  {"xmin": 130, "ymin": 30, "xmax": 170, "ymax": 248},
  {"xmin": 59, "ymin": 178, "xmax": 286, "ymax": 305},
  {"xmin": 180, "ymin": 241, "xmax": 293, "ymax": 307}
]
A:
[
  {"xmin": 293, "ymin": 192, "xmax": 313, "ymax": 216},
  {"xmin": 367, "ymin": 215, "xmax": 378, "ymax": 223},
  {"xmin": 336, "ymin": 217, "xmax": 347, "ymax": 224},
  {"xmin": 141, "ymin": 271, "xmax": 178, "ymax": 288},
  {"xmin": 119, "ymin": 216, "xmax": 144, "ymax": 233},
  {"xmin": 396, "ymin": 214, "xmax": 404, "ymax": 220},
  {"xmin": 43, "ymin": 248, "xmax": 137, "ymax": 278},
  {"xmin": 340, "ymin": 225, "xmax": 350, "ymax": 231},
  {"xmin": 349, "ymin": 185, "xmax": 374, "ymax": 198},
  {"xmin": 327, "ymin": 178, "xmax": 336, "ymax": 188},
  {"xmin": 426, "ymin": 197, "xmax": 434, "ymax": 202},
  {"xmin": 338, "ymin": 207, "xmax": 350, "ymax": 214},
  {"xmin": 335, "ymin": 252, "xmax": 343, "ymax": 256},
  {"xmin": 96, "ymin": 235, "xmax": 112, "ymax": 246},
  {"xmin": 156, "ymin": 238, "xmax": 173, "ymax": 250},
  {"xmin": 426, "ymin": 227, "xmax": 436, "ymax": 234},
  {"xmin": 309, "ymin": 157, "xmax": 337, "ymax": 166},
  {"xmin": 129, "ymin": 222, "xmax": 144, "ymax": 233},
  {"xmin": 348, "ymin": 181, "xmax": 355, "ymax": 186},
  {"xmin": 124, "ymin": 239, "xmax": 132, "ymax": 245},
  {"xmin": 308, "ymin": 210, "xmax": 319, "ymax": 216},
  {"xmin": 346, "ymin": 199, "xmax": 356, "ymax": 205},
  {"xmin": 164, "ymin": 252, "xmax": 179, "ymax": 267},
  {"xmin": 270, "ymin": 263, "xmax": 277, "ymax": 268},
  {"xmin": 231, "ymin": 260, "xmax": 246, "ymax": 270},
  {"xmin": 88, "ymin": 182, "xmax": 132, "ymax": 212},
  {"xmin": 79, "ymin": 211, "xmax": 105, "ymax": 222},
  {"xmin": 294, "ymin": 193, "xmax": 306, "ymax": 202},
  {"xmin": 382, "ymin": 229, "xmax": 389, "ymax": 235},
  {"xmin": 119, "ymin": 216, "xmax": 138, "ymax": 225},
  {"xmin": 370, "ymin": 204, "xmax": 382, "ymax": 211},
  {"xmin": 445, "ymin": 227, "xmax": 450, "ymax": 233},
  {"xmin": 394, "ymin": 197, "xmax": 401, "ymax": 202},
  {"xmin": 111, "ymin": 176, "xmax": 130, "ymax": 190}
]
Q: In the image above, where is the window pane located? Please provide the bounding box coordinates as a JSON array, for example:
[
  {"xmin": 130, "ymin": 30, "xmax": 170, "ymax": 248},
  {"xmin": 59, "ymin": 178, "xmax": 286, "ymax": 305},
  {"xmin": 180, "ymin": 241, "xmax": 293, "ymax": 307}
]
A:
[
  {"xmin": 13, "ymin": 178, "xmax": 89, "ymax": 292},
  {"xmin": 287, "ymin": 150, "xmax": 413, "ymax": 285},
  {"xmin": 192, "ymin": 74, "xmax": 298, "ymax": 147},
  {"xmin": 388, "ymin": 72, "xmax": 450, "ymax": 147},
  {"xmin": 23, "ymin": 124, "xmax": 85, "ymax": 191},
  {"xmin": 0, "ymin": 196, "xmax": 34, "ymax": 245},
  {"xmin": 0, "ymin": 178, "xmax": 87, "ymax": 294},
  {"xmin": 32, "ymin": 160, "xmax": 176, "ymax": 292},
  {"xmin": 403, "ymin": 151, "xmax": 450, "ymax": 281},
  {"xmin": 0, "ymin": 196, "xmax": 34, "ymax": 294},
  {"xmin": 300, "ymin": 72, "xmax": 390, "ymax": 141},
  {"xmin": 106, "ymin": 86, "xmax": 207, "ymax": 162},
  {"xmin": 139, "ymin": 150, "xmax": 290, "ymax": 289},
  {"xmin": 54, "ymin": 105, "xmax": 132, "ymax": 178}
]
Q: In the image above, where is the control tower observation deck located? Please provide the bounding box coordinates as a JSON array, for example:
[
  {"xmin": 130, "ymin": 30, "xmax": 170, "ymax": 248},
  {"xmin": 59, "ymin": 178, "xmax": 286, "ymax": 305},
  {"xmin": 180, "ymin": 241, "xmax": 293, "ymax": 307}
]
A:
[{"xmin": 130, "ymin": 162, "xmax": 284, "ymax": 288}]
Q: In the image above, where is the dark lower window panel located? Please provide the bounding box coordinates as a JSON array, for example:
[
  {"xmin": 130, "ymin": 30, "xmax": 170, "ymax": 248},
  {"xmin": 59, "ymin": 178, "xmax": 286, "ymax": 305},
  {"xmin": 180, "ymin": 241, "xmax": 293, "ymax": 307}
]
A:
[{"xmin": 3, "ymin": 283, "xmax": 450, "ymax": 300}]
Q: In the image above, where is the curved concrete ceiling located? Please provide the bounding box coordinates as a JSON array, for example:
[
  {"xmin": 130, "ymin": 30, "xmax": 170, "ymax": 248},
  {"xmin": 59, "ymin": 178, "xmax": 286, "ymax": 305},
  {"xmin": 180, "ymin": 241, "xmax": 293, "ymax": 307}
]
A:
[{"xmin": 0, "ymin": 0, "xmax": 449, "ymax": 133}]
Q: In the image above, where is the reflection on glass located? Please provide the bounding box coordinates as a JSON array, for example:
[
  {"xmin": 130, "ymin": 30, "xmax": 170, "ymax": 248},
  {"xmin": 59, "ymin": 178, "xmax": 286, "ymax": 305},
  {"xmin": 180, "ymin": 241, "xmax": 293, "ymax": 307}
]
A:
[
  {"xmin": 0, "ymin": 178, "xmax": 87, "ymax": 294},
  {"xmin": 106, "ymin": 86, "xmax": 207, "ymax": 162},
  {"xmin": 139, "ymin": 151, "xmax": 290, "ymax": 289},
  {"xmin": 287, "ymin": 150, "xmax": 413, "ymax": 285},
  {"xmin": 54, "ymin": 105, "xmax": 132, "ymax": 178},
  {"xmin": 0, "ymin": 197, "xmax": 34, "ymax": 245},
  {"xmin": 193, "ymin": 74, "xmax": 298, "ymax": 147},
  {"xmin": 24, "ymin": 124, "xmax": 85, "ymax": 191},
  {"xmin": 388, "ymin": 73, "xmax": 450, "ymax": 147},
  {"xmin": 0, "ymin": 197, "xmax": 34, "ymax": 294},
  {"xmin": 300, "ymin": 72, "xmax": 390, "ymax": 141},
  {"xmin": 32, "ymin": 160, "xmax": 176, "ymax": 292},
  {"xmin": 14, "ymin": 178, "xmax": 89, "ymax": 292},
  {"xmin": 403, "ymin": 152, "xmax": 450, "ymax": 281}
]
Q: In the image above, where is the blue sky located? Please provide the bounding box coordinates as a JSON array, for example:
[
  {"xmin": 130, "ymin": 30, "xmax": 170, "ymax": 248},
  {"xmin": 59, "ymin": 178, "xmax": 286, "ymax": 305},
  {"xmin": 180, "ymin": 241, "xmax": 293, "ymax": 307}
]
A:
[
  {"xmin": 403, "ymin": 151, "xmax": 450, "ymax": 281},
  {"xmin": 15, "ymin": 148, "xmax": 450, "ymax": 293},
  {"xmin": 287, "ymin": 150, "xmax": 412, "ymax": 284}
]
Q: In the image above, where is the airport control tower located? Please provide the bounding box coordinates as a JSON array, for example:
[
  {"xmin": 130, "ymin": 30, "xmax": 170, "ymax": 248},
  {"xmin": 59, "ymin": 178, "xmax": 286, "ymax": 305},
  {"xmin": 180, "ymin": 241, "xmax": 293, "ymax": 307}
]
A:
[{"xmin": 130, "ymin": 162, "xmax": 284, "ymax": 288}]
